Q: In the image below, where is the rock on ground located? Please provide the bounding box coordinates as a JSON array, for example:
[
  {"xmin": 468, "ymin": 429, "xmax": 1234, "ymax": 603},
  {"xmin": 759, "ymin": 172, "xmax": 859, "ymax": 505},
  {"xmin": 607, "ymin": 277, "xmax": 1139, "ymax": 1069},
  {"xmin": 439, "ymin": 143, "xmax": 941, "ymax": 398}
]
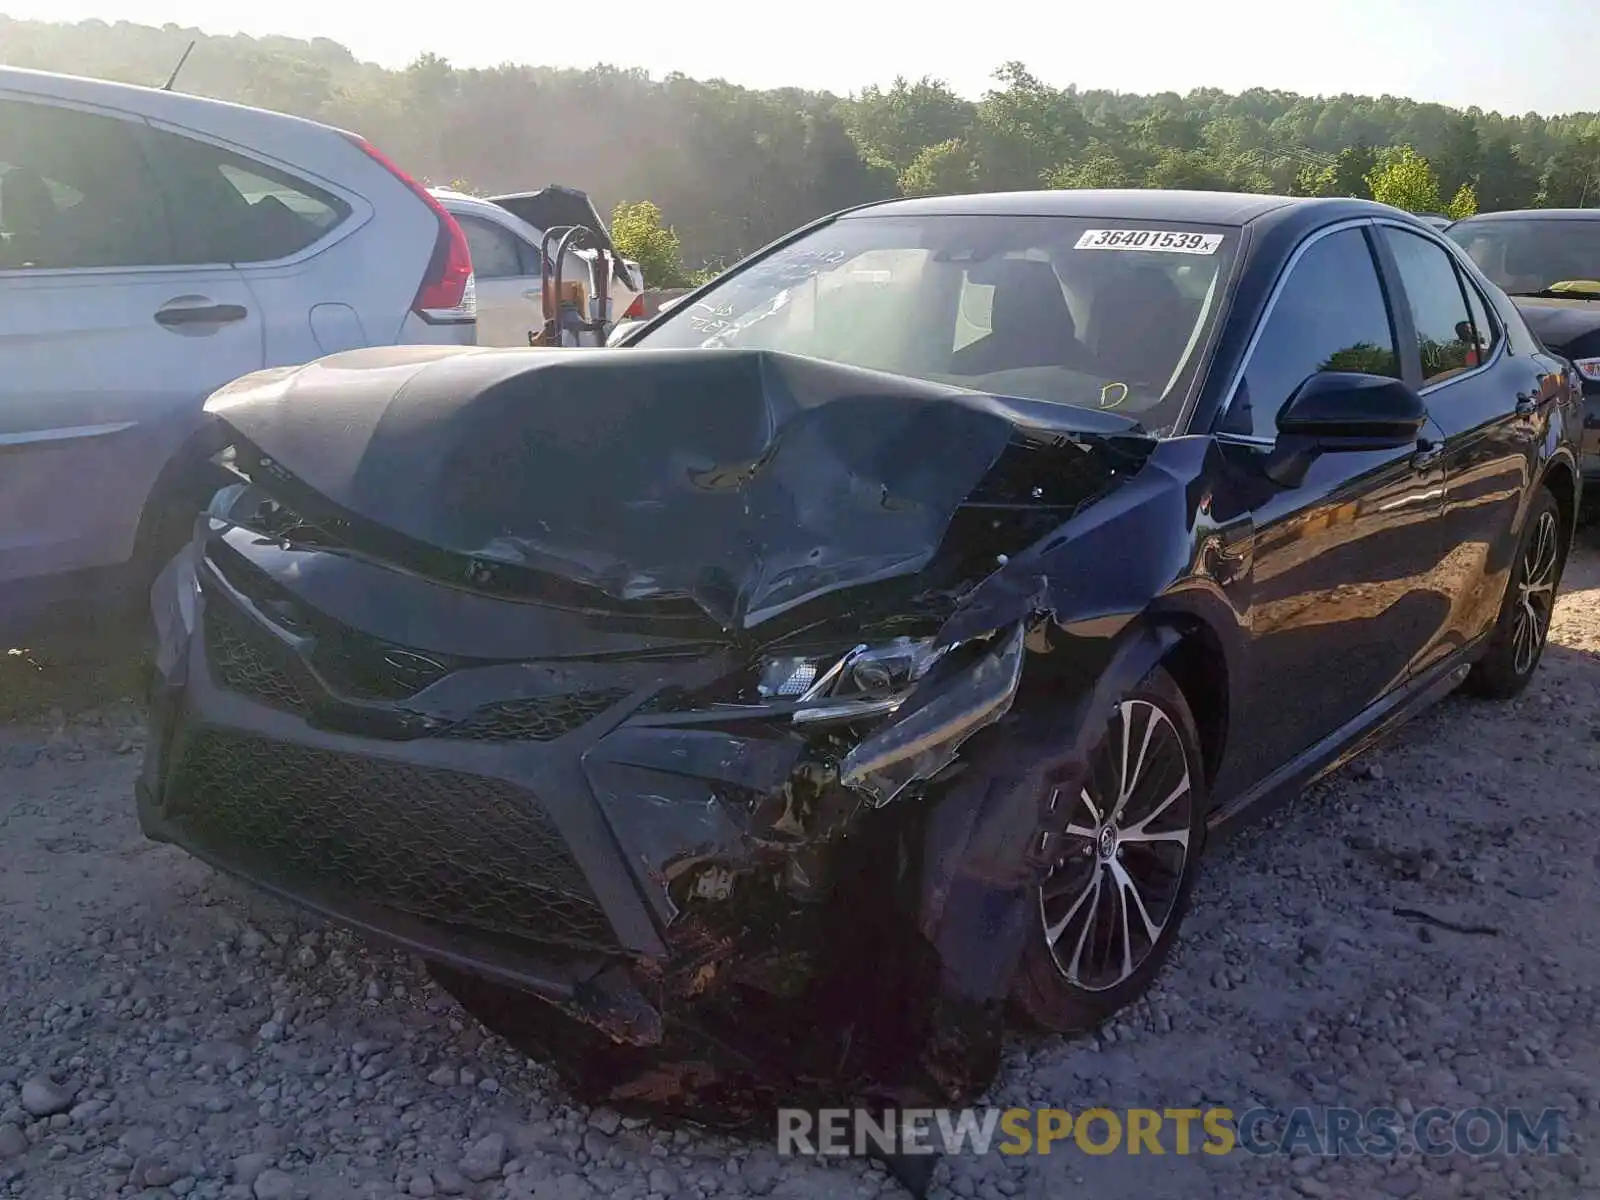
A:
[{"xmin": 1, "ymin": 543, "xmax": 1598, "ymax": 1200}]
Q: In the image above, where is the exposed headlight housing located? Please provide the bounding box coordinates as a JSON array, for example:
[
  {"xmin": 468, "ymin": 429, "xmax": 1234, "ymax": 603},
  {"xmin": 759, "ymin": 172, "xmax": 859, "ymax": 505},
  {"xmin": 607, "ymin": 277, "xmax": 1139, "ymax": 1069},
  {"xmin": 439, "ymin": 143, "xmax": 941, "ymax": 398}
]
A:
[
  {"xmin": 757, "ymin": 637, "xmax": 946, "ymax": 724},
  {"xmin": 1571, "ymin": 357, "xmax": 1600, "ymax": 381}
]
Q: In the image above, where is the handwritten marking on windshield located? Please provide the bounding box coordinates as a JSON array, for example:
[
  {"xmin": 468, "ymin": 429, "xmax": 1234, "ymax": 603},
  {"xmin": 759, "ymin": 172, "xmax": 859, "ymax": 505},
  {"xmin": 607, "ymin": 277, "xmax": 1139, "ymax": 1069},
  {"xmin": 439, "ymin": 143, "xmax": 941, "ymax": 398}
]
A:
[{"xmin": 1100, "ymin": 381, "xmax": 1130, "ymax": 409}]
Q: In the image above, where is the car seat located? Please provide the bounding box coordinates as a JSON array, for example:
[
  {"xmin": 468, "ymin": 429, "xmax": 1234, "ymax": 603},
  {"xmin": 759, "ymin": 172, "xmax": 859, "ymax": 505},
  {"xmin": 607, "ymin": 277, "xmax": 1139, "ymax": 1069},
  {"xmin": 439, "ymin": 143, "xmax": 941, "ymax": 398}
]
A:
[
  {"xmin": 948, "ymin": 259, "xmax": 1091, "ymax": 376},
  {"xmin": 1087, "ymin": 265, "xmax": 1192, "ymax": 388}
]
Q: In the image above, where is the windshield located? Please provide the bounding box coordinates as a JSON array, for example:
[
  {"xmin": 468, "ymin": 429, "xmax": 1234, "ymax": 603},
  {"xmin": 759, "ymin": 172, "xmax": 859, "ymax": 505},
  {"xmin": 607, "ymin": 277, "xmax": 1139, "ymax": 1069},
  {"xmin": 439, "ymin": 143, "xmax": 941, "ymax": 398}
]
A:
[
  {"xmin": 1447, "ymin": 219, "xmax": 1600, "ymax": 295},
  {"xmin": 631, "ymin": 213, "xmax": 1237, "ymax": 432}
]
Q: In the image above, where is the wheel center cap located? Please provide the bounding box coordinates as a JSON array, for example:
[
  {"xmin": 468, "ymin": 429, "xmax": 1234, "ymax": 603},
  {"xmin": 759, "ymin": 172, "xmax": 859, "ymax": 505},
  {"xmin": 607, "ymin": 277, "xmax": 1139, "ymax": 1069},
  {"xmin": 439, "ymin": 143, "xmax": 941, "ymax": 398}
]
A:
[{"xmin": 1097, "ymin": 824, "xmax": 1118, "ymax": 860}]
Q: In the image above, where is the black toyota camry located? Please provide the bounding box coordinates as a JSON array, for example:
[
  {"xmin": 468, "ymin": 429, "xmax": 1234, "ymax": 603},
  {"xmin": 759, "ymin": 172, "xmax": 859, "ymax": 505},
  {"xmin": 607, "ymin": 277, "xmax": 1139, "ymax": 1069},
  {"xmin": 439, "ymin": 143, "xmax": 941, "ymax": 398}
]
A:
[{"xmin": 139, "ymin": 190, "xmax": 1583, "ymax": 1119}]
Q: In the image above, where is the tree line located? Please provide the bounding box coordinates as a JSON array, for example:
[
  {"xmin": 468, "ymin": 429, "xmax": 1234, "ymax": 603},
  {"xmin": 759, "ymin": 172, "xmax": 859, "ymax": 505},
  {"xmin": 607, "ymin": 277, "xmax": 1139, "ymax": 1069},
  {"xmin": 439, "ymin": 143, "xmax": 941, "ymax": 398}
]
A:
[{"xmin": 6, "ymin": 16, "xmax": 1600, "ymax": 282}]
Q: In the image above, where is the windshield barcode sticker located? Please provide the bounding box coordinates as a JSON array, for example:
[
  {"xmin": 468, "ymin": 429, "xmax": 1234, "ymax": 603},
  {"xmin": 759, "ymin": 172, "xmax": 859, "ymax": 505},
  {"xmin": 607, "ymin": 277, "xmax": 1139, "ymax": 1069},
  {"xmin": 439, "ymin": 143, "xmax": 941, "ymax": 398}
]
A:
[{"xmin": 1075, "ymin": 229, "xmax": 1223, "ymax": 254}]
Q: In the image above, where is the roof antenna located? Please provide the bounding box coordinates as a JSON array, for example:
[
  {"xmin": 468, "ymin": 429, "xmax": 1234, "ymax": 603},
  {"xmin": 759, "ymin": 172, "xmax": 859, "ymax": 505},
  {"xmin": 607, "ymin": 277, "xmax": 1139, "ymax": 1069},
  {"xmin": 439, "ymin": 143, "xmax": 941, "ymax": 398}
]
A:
[{"xmin": 161, "ymin": 40, "xmax": 196, "ymax": 91}]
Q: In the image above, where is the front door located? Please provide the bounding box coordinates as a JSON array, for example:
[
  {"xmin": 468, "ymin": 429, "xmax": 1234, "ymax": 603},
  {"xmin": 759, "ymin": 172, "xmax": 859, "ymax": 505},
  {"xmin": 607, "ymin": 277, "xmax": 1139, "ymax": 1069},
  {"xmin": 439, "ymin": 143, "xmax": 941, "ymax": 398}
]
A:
[
  {"xmin": 0, "ymin": 96, "xmax": 263, "ymax": 591},
  {"xmin": 1211, "ymin": 223, "xmax": 1448, "ymax": 799}
]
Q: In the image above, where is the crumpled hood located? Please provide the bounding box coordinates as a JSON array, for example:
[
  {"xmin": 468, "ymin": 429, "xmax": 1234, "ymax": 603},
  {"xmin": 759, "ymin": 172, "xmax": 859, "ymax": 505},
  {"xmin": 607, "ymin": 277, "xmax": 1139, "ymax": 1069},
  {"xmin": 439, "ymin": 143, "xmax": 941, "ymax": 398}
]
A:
[
  {"xmin": 1512, "ymin": 296, "xmax": 1600, "ymax": 354},
  {"xmin": 205, "ymin": 345, "xmax": 1143, "ymax": 629}
]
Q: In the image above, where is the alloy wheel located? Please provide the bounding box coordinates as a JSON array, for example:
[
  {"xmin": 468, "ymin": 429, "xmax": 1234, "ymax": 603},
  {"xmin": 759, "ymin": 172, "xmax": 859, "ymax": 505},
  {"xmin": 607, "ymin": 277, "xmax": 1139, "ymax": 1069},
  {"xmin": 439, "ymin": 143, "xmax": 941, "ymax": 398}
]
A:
[
  {"xmin": 1038, "ymin": 699, "xmax": 1194, "ymax": 993},
  {"xmin": 1511, "ymin": 508, "xmax": 1560, "ymax": 677}
]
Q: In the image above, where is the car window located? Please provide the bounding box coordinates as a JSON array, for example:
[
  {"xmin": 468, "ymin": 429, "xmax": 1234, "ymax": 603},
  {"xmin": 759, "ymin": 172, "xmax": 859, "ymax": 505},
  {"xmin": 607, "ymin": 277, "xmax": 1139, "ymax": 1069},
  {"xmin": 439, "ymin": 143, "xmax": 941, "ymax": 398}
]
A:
[
  {"xmin": 457, "ymin": 215, "xmax": 527, "ymax": 279},
  {"xmin": 633, "ymin": 214, "xmax": 1237, "ymax": 429},
  {"xmin": 1222, "ymin": 227, "xmax": 1400, "ymax": 440},
  {"xmin": 1380, "ymin": 227, "xmax": 1481, "ymax": 386},
  {"xmin": 139, "ymin": 128, "xmax": 350, "ymax": 265},
  {"xmin": 0, "ymin": 98, "xmax": 175, "ymax": 270},
  {"xmin": 1447, "ymin": 219, "xmax": 1600, "ymax": 295}
]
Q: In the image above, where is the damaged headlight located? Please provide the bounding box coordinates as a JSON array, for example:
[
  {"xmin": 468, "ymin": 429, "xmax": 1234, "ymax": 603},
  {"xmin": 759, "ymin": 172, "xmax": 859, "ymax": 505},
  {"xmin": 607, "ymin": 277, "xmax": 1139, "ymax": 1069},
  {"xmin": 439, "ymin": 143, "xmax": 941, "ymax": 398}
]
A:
[
  {"xmin": 206, "ymin": 481, "xmax": 254, "ymax": 521},
  {"xmin": 758, "ymin": 638, "xmax": 947, "ymax": 725}
]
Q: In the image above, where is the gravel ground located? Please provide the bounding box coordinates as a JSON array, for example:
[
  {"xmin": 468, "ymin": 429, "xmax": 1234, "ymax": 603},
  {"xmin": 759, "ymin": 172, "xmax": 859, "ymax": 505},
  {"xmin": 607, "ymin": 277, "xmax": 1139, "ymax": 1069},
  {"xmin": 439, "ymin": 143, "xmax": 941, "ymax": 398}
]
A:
[{"xmin": 2, "ymin": 540, "xmax": 1599, "ymax": 1200}]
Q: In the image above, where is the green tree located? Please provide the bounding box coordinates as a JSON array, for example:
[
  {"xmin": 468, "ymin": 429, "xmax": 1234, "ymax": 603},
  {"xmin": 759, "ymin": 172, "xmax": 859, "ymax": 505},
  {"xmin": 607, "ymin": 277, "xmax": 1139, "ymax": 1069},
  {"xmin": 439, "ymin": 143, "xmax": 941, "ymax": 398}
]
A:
[
  {"xmin": 1445, "ymin": 182, "xmax": 1479, "ymax": 220},
  {"xmin": 1366, "ymin": 146, "xmax": 1444, "ymax": 213},
  {"xmin": 1536, "ymin": 133, "xmax": 1600, "ymax": 207},
  {"xmin": 1045, "ymin": 140, "xmax": 1132, "ymax": 189},
  {"xmin": 2, "ymin": 23, "xmax": 1585, "ymax": 262},
  {"xmin": 973, "ymin": 62, "xmax": 1088, "ymax": 188},
  {"xmin": 1475, "ymin": 135, "xmax": 1538, "ymax": 211},
  {"xmin": 897, "ymin": 138, "xmax": 978, "ymax": 197},
  {"xmin": 610, "ymin": 201, "xmax": 689, "ymax": 289},
  {"xmin": 844, "ymin": 76, "xmax": 972, "ymax": 175},
  {"xmin": 1144, "ymin": 148, "xmax": 1229, "ymax": 191},
  {"xmin": 1330, "ymin": 143, "xmax": 1378, "ymax": 198}
]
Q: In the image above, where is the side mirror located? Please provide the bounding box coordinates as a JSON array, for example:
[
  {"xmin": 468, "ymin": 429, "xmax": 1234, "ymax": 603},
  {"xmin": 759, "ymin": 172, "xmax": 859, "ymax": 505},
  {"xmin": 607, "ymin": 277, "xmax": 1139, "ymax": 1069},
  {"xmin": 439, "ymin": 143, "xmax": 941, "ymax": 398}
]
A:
[{"xmin": 1263, "ymin": 372, "xmax": 1427, "ymax": 488}]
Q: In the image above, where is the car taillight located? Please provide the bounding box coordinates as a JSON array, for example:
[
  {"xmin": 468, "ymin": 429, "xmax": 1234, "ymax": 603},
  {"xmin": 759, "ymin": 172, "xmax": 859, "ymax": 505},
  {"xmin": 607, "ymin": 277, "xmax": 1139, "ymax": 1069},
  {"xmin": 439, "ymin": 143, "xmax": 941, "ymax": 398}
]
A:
[
  {"xmin": 344, "ymin": 134, "xmax": 476, "ymax": 325},
  {"xmin": 1571, "ymin": 357, "xmax": 1600, "ymax": 381},
  {"xmin": 621, "ymin": 294, "xmax": 645, "ymax": 320}
]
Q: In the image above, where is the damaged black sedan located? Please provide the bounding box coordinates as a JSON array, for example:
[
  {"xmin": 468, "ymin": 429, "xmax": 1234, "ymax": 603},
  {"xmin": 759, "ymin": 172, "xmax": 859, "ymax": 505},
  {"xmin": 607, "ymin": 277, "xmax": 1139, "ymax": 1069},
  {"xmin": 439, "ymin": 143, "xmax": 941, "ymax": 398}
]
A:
[{"xmin": 139, "ymin": 190, "xmax": 1583, "ymax": 1119}]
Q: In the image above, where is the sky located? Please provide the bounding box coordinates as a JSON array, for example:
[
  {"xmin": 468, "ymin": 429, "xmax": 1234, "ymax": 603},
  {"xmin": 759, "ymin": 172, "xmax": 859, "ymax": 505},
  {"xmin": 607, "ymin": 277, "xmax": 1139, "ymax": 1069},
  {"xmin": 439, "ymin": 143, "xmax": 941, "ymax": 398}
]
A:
[{"xmin": 4, "ymin": 0, "xmax": 1599, "ymax": 117}]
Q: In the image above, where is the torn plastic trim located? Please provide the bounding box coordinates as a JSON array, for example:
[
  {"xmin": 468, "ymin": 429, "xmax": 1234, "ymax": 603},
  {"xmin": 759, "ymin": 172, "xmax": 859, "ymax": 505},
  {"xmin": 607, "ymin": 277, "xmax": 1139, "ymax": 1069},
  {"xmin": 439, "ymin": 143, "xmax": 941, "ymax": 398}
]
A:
[{"xmin": 837, "ymin": 622, "xmax": 1026, "ymax": 807}]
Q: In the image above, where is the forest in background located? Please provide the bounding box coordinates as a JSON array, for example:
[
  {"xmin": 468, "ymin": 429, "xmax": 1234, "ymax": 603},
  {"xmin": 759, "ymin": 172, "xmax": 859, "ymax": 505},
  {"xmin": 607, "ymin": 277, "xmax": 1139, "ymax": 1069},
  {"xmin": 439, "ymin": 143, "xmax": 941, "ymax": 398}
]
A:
[{"xmin": 6, "ymin": 16, "xmax": 1600, "ymax": 280}]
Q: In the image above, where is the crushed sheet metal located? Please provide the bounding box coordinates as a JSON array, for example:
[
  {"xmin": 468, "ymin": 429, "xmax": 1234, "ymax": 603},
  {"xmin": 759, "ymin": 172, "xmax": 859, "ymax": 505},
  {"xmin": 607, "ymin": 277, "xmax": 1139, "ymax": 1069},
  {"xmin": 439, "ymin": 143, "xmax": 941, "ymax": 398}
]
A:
[
  {"xmin": 837, "ymin": 622, "xmax": 1026, "ymax": 807},
  {"xmin": 203, "ymin": 346, "xmax": 1146, "ymax": 631}
]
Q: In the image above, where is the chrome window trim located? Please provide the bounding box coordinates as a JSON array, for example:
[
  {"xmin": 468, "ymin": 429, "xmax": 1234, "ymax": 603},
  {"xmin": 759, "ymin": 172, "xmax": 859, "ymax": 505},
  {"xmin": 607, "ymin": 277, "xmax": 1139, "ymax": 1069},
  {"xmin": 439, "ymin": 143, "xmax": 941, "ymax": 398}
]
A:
[
  {"xmin": 1370, "ymin": 216, "xmax": 1507, "ymax": 396},
  {"xmin": 1211, "ymin": 217, "xmax": 1377, "ymax": 436}
]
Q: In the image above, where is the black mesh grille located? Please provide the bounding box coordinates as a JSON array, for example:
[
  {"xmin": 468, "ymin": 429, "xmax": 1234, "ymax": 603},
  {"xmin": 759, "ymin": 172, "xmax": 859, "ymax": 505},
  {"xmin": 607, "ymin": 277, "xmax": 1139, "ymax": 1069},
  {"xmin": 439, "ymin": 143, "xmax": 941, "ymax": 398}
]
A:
[
  {"xmin": 438, "ymin": 689, "xmax": 631, "ymax": 742},
  {"xmin": 309, "ymin": 628, "xmax": 454, "ymax": 701},
  {"xmin": 204, "ymin": 601, "xmax": 308, "ymax": 715},
  {"xmin": 163, "ymin": 731, "xmax": 617, "ymax": 950},
  {"xmin": 203, "ymin": 594, "xmax": 625, "ymax": 743}
]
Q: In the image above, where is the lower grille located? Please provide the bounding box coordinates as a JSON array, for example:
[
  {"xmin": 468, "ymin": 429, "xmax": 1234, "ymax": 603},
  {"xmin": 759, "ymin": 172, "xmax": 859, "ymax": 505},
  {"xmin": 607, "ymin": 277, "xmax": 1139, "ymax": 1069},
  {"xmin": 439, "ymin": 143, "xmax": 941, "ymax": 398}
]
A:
[
  {"xmin": 436, "ymin": 690, "xmax": 631, "ymax": 742},
  {"xmin": 164, "ymin": 731, "xmax": 617, "ymax": 950},
  {"xmin": 205, "ymin": 601, "xmax": 308, "ymax": 715}
]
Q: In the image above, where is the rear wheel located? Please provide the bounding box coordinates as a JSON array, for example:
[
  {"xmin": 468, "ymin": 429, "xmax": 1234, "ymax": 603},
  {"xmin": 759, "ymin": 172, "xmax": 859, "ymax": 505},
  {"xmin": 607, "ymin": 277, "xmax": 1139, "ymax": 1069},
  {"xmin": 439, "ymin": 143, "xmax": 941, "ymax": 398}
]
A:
[
  {"xmin": 1465, "ymin": 488, "xmax": 1566, "ymax": 700},
  {"xmin": 1010, "ymin": 666, "xmax": 1206, "ymax": 1034}
]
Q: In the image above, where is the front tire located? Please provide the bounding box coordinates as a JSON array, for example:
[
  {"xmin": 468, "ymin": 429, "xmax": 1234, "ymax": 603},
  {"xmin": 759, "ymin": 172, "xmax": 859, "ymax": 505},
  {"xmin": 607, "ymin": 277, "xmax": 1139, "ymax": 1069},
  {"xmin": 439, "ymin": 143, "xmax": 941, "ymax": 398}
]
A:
[
  {"xmin": 1010, "ymin": 666, "xmax": 1207, "ymax": 1034},
  {"xmin": 1465, "ymin": 487, "xmax": 1566, "ymax": 701}
]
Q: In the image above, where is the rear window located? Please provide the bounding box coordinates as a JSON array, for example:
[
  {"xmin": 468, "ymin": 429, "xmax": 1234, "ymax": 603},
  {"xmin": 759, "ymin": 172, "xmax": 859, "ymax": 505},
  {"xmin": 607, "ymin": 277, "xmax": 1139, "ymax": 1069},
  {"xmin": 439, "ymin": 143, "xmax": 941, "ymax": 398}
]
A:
[
  {"xmin": 1447, "ymin": 219, "xmax": 1600, "ymax": 296},
  {"xmin": 141, "ymin": 129, "xmax": 352, "ymax": 265},
  {"xmin": 633, "ymin": 213, "xmax": 1237, "ymax": 433}
]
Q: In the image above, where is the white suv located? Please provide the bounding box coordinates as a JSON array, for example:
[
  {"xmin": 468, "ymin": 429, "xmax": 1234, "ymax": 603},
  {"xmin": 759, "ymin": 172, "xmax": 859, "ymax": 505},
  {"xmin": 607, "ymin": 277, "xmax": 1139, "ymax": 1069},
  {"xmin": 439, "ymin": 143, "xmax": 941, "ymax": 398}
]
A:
[{"xmin": 0, "ymin": 66, "xmax": 477, "ymax": 641}]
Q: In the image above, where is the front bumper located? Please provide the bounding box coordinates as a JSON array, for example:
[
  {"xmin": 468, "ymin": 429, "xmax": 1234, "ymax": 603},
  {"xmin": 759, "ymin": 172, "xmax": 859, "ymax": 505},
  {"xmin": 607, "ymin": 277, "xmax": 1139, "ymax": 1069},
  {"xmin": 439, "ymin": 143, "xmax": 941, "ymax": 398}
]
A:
[{"xmin": 137, "ymin": 529, "xmax": 863, "ymax": 1043}]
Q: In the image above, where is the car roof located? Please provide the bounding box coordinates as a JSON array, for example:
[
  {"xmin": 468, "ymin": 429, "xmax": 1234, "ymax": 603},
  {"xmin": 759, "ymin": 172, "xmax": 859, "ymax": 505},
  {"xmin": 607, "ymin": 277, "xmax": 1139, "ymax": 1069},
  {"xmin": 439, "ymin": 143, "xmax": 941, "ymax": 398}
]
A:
[
  {"xmin": 844, "ymin": 189, "xmax": 1405, "ymax": 228},
  {"xmin": 429, "ymin": 188, "xmax": 492, "ymax": 207},
  {"xmin": 0, "ymin": 64, "xmax": 339, "ymax": 137},
  {"xmin": 1450, "ymin": 208, "xmax": 1600, "ymax": 224}
]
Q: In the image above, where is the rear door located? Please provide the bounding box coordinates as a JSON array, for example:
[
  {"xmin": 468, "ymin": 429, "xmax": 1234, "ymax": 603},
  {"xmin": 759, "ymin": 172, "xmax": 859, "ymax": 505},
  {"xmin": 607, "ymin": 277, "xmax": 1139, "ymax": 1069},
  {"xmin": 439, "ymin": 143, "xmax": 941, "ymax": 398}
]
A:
[
  {"xmin": 0, "ymin": 94, "xmax": 262, "ymax": 587},
  {"xmin": 455, "ymin": 211, "xmax": 542, "ymax": 347},
  {"xmin": 138, "ymin": 122, "xmax": 366, "ymax": 361},
  {"xmin": 1372, "ymin": 222, "xmax": 1551, "ymax": 669}
]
